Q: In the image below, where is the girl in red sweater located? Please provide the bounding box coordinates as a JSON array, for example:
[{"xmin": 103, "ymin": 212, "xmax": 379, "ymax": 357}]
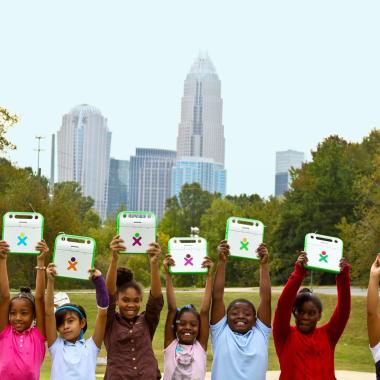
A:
[{"xmin": 273, "ymin": 251, "xmax": 351, "ymax": 380}]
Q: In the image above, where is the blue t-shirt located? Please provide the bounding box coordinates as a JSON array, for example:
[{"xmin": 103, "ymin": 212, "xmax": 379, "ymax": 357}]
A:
[
  {"xmin": 211, "ymin": 316, "xmax": 271, "ymax": 380},
  {"xmin": 49, "ymin": 336, "xmax": 100, "ymax": 380}
]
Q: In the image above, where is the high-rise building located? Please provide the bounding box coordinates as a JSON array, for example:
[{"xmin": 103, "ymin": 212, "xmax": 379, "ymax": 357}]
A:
[
  {"xmin": 176, "ymin": 52, "xmax": 225, "ymax": 166},
  {"xmin": 129, "ymin": 148, "xmax": 176, "ymax": 219},
  {"xmin": 57, "ymin": 104, "xmax": 111, "ymax": 219},
  {"xmin": 107, "ymin": 158, "xmax": 129, "ymax": 217},
  {"xmin": 171, "ymin": 156, "xmax": 226, "ymax": 197},
  {"xmin": 275, "ymin": 150, "xmax": 305, "ymax": 196}
]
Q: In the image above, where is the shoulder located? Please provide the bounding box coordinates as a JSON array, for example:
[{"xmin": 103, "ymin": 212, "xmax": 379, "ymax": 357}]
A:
[
  {"xmin": 49, "ymin": 336, "xmax": 64, "ymax": 355},
  {"xmin": 163, "ymin": 338, "xmax": 177, "ymax": 353},
  {"xmin": 86, "ymin": 337, "xmax": 101, "ymax": 354},
  {"xmin": 0, "ymin": 324, "xmax": 12, "ymax": 339},
  {"xmin": 210, "ymin": 315, "xmax": 227, "ymax": 331},
  {"xmin": 147, "ymin": 292, "xmax": 164, "ymax": 308},
  {"xmin": 194, "ymin": 339, "xmax": 207, "ymax": 355},
  {"xmin": 210, "ymin": 315, "xmax": 227, "ymax": 340},
  {"xmin": 254, "ymin": 318, "xmax": 272, "ymax": 335},
  {"xmin": 30, "ymin": 325, "xmax": 46, "ymax": 343}
]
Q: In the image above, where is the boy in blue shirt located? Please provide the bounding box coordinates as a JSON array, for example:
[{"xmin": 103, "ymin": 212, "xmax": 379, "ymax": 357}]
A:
[{"xmin": 210, "ymin": 240, "xmax": 271, "ymax": 380}]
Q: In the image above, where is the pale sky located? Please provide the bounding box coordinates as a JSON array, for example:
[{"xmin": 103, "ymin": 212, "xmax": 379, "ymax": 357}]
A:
[{"xmin": 1, "ymin": 0, "xmax": 379, "ymax": 197}]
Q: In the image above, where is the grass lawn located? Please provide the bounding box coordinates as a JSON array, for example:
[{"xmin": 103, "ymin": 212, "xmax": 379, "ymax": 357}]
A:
[{"xmin": 40, "ymin": 290, "xmax": 373, "ymax": 379}]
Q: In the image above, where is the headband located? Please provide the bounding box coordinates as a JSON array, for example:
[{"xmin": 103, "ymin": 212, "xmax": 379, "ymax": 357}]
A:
[{"xmin": 55, "ymin": 305, "xmax": 85, "ymax": 319}]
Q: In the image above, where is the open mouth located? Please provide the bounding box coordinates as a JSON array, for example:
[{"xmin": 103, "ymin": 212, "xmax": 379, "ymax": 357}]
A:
[{"xmin": 235, "ymin": 321, "xmax": 247, "ymax": 327}]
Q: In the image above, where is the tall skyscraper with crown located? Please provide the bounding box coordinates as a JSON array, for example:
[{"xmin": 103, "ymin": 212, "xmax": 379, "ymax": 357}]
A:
[{"xmin": 176, "ymin": 52, "xmax": 225, "ymax": 166}]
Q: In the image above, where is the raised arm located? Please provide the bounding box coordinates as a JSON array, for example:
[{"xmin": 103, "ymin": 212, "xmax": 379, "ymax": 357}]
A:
[
  {"xmin": 163, "ymin": 255, "xmax": 177, "ymax": 348},
  {"xmin": 325, "ymin": 258, "xmax": 351, "ymax": 345},
  {"xmin": 147, "ymin": 242, "xmax": 162, "ymax": 298},
  {"xmin": 106, "ymin": 235, "xmax": 125, "ymax": 296},
  {"xmin": 34, "ymin": 240, "xmax": 48, "ymax": 336},
  {"xmin": 0, "ymin": 241, "xmax": 10, "ymax": 333},
  {"xmin": 89, "ymin": 269, "xmax": 109, "ymax": 349},
  {"xmin": 198, "ymin": 257, "xmax": 214, "ymax": 350},
  {"xmin": 273, "ymin": 252, "xmax": 307, "ymax": 350},
  {"xmin": 256, "ymin": 244, "xmax": 271, "ymax": 327},
  {"xmin": 211, "ymin": 240, "xmax": 229, "ymax": 325},
  {"xmin": 368, "ymin": 254, "xmax": 380, "ymax": 347},
  {"xmin": 45, "ymin": 263, "xmax": 58, "ymax": 348}
]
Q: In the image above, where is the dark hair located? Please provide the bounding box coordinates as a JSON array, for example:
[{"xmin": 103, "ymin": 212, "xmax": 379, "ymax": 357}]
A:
[
  {"xmin": 10, "ymin": 287, "xmax": 35, "ymax": 315},
  {"xmin": 292, "ymin": 288, "xmax": 323, "ymax": 315},
  {"xmin": 173, "ymin": 304, "xmax": 200, "ymax": 335},
  {"xmin": 116, "ymin": 267, "xmax": 143, "ymax": 297},
  {"xmin": 227, "ymin": 298, "xmax": 256, "ymax": 315},
  {"xmin": 55, "ymin": 303, "xmax": 88, "ymax": 333}
]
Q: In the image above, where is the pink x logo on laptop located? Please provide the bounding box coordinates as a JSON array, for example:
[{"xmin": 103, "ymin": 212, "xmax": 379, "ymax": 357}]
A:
[{"xmin": 184, "ymin": 254, "xmax": 194, "ymax": 266}]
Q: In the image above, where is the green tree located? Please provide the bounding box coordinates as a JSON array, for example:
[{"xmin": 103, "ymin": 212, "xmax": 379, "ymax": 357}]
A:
[
  {"xmin": 271, "ymin": 135, "xmax": 361, "ymax": 284},
  {"xmin": 0, "ymin": 107, "xmax": 18, "ymax": 150}
]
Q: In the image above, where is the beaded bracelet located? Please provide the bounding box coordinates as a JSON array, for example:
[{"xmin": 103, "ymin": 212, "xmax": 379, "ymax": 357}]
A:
[{"xmin": 34, "ymin": 266, "xmax": 46, "ymax": 270}]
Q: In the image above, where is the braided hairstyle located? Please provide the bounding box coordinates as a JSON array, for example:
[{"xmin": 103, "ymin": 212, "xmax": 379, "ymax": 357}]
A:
[{"xmin": 11, "ymin": 287, "xmax": 36, "ymax": 316}]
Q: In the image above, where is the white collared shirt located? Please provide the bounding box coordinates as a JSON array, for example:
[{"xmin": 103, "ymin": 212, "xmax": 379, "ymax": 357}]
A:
[{"xmin": 49, "ymin": 336, "xmax": 100, "ymax": 380}]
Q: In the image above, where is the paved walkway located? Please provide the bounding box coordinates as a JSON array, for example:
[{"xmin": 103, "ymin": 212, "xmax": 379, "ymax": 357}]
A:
[
  {"xmin": 206, "ymin": 371, "xmax": 374, "ymax": 379},
  {"xmin": 96, "ymin": 370, "xmax": 374, "ymax": 379}
]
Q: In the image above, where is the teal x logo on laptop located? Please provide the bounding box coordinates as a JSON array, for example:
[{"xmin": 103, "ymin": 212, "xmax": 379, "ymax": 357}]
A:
[{"xmin": 17, "ymin": 233, "xmax": 28, "ymax": 246}]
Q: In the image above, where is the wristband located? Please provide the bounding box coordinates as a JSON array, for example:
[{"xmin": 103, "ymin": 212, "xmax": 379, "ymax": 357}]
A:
[{"xmin": 35, "ymin": 266, "xmax": 46, "ymax": 270}]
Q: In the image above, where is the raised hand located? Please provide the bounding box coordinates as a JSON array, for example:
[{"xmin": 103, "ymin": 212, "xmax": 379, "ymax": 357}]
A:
[
  {"xmin": 163, "ymin": 254, "xmax": 175, "ymax": 274},
  {"xmin": 46, "ymin": 263, "xmax": 57, "ymax": 281},
  {"xmin": 256, "ymin": 243, "xmax": 269, "ymax": 265},
  {"xmin": 201, "ymin": 257, "xmax": 214, "ymax": 272},
  {"xmin": 0, "ymin": 241, "xmax": 9, "ymax": 260},
  {"xmin": 109, "ymin": 235, "xmax": 126, "ymax": 257},
  {"xmin": 296, "ymin": 251, "xmax": 308, "ymax": 267},
  {"xmin": 370, "ymin": 254, "xmax": 380, "ymax": 279},
  {"xmin": 88, "ymin": 268, "xmax": 102, "ymax": 280},
  {"xmin": 339, "ymin": 257, "xmax": 351, "ymax": 273},
  {"xmin": 36, "ymin": 240, "xmax": 49, "ymax": 261},
  {"xmin": 147, "ymin": 242, "xmax": 161, "ymax": 264},
  {"xmin": 217, "ymin": 240, "xmax": 230, "ymax": 262}
]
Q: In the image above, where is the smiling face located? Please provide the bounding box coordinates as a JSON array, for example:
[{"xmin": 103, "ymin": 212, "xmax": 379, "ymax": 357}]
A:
[
  {"xmin": 9, "ymin": 298, "xmax": 34, "ymax": 332},
  {"xmin": 294, "ymin": 301, "xmax": 321, "ymax": 334},
  {"xmin": 227, "ymin": 301, "xmax": 256, "ymax": 334},
  {"xmin": 57, "ymin": 311, "xmax": 86, "ymax": 343},
  {"xmin": 176, "ymin": 310, "xmax": 200, "ymax": 344},
  {"xmin": 117, "ymin": 287, "xmax": 142, "ymax": 320}
]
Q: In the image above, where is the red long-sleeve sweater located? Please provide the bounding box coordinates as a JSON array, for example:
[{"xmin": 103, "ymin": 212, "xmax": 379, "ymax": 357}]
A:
[{"xmin": 273, "ymin": 263, "xmax": 351, "ymax": 380}]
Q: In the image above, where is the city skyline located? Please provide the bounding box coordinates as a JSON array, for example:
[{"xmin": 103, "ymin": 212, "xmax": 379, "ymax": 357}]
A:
[{"xmin": 2, "ymin": 1, "xmax": 379, "ymax": 198}]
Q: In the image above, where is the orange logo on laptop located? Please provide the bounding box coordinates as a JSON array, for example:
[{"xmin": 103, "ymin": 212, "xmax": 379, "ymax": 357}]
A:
[{"xmin": 67, "ymin": 257, "xmax": 78, "ymax": 271}]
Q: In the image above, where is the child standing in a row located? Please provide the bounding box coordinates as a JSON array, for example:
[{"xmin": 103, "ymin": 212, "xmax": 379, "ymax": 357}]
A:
[
  {"xmin": 273, "ymin": 251, "xmax": 351, "ymax": 380},
  {"xmin": 104, "ymin": 236, "xmax": 163, "ymax": 380},
  {"xmin": 45, "ymin": 262, "xmax": 109, "ymax": 380},
  {"xmin": 163, "ymin": 254, "xmax": 214, "ymax": 380},
  {"xmin": 0, "ymin": 239, "xmax": 48, "ymax": 380},
  {"xmin": 210, "ymin": 240, "xmax": 272, "ymax": 380}
]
